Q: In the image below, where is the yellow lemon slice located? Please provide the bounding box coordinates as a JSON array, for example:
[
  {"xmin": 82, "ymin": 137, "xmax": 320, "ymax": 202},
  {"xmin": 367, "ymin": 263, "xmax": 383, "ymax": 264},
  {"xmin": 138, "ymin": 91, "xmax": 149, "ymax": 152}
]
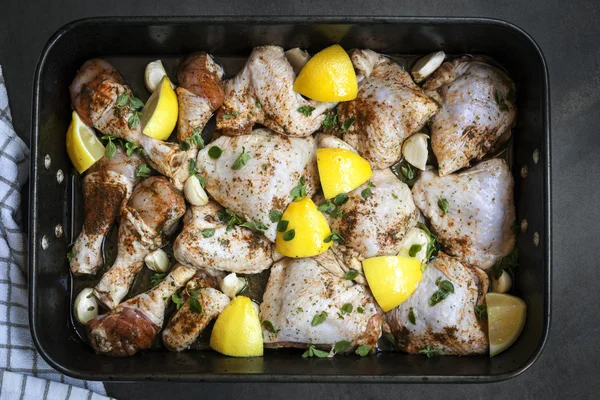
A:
[
  {"xmin": 486, "ymin": 293, "xmax": 527, "ymax": 357},
  {"xmin": 293, "ymin": 44, "xmax": 358, "ymax": 102},
  {"xmin": 362, "ymin": 255, "xmax": 423, "ymax": 312},
  {"xmin": 66, "ymin": 111, "xmax": 105, "ymax": 173},
  {"xmin": 210, "ymin": 296, "xmax": 263, "ymax": 357},
  {"xmin": 141, "ymin": 76, "xmax": 178, "ymax": 141},
  {"xmin": 317, "ymin": 148, "xmax": 372, "ymax": 199},
  {"xmin": 275, "ymin": 197, "xmax": 332, "ymax": 258}
]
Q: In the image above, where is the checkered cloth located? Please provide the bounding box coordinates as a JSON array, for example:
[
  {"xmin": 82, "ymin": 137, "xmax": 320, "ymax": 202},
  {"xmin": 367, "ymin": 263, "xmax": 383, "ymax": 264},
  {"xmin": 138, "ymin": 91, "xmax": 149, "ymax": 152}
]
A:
[{"xmin": 0, "ymin": 66, "xmax": 110, "ymax": 399}]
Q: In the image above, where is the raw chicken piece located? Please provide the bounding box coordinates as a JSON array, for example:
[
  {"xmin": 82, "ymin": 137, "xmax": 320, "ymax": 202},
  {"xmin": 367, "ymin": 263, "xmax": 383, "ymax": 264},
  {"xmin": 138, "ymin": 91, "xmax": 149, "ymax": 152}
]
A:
[
  {"xmin": 69, "ymin": 59, "xmax": 198, "ymax": 189},
  {"xmin": 173, "ymin": 201, "xmax": 273, "ymax": 274},
  {"xmin": 423, "ymin": 57, "xmax": 517, "ymax": 176},
  {"xmin": 260, "ymin": 257, "xmax": 383, "ymax": 351},
  {"xmin": 336, "ymin": 49, "xmax": 438, "ymax": 169},
  {"xmin": 315, "ymin": 133, "xmax": 358, "ymax": 153},
  {"xmin": 216, "ymin": 46, "xmax": 337, "ymax": 137},
  {"xmin": 320, "ymin": 169, "xmax": 419, "ymax": 258},
  {"xmin": 70, "ymin": 147, "xmax": 143, "ymax": 275},
  {"xmin": 87, "ymin": 264, "xmax": 195, "ymax": 356},
  {"xmin": 176, "ymin": 52, "xmax": 224, "ymax": 142},
  {"xmin": 94, "ymin": 177, "xmax": 186, "ymax": 310},
  {"xmin": 162, "ymin": 269, "xmax": 230, "ymax": 352},
  {"xmin": 386, "ymin": 253, "xmax": 489, "ymax": 355},
  {"xmin": 196, "ymin": 129, "xmax": 319, "ymax": 242},
  {"xmin": 411, "ymin": 158, "xmax": 516, "ymax": 270}
]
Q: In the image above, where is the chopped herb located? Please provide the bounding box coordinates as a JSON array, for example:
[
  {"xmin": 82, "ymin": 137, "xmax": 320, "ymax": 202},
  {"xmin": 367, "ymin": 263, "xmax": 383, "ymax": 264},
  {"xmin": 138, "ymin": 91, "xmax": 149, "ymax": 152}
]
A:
[
  {"xmin": 344, "ymin": 269, "xmax": 359, "ymax": 280},
  {"xmin": 297, "ymin": 105, "xmax": 316, "ymax": 116},
  {"xmin": 302, "ymin": 345, "xmax": 329, "ymax": 358},
  {"xmin": 188, "ymin": 127, "xmax": 205, "ymax": 148},
  {"xmin": 216, "ymin": 208, "xmax": 243, "ymax": 231},
  {"xmin": 222, "ymin": 111, "xmax": 240, "ymax": 119},
  {"xmin": 102, "ymin": 135, "xmax": 117, "ymax": 158},
  {"xmin": 129, "ymin": 96, "xmax": 144, "ymax": 110},
  {"xmin": 438, "ymin": 197, "xmax": 449, "ymax": 214},
  {"xmin": 172, "ymin": 292, "xmax": 183, "ymax": 310},
  {"xmin": 322, "ymin": 108, "xmax": 338, "ymax": 129},
  {"xmin": 418, "ymin": 222, "xmax": 440, "ymax": 262},
  {"xmin": 290, "ymin": 177, "xmax": 307, "ymax": 201},
  {"xmin": 494, "ymin": 89, "xmax": 510, "ymax": 111},
  {"xmin": 283, "ymin": 229, "xmax": 296, "ymax": 241},
  {"xmin": 355, "ymin": 345, "xmax": 371, "ymax": 357},
  {"xmin": 269, "ymin": 210, "xmax": 282, "ymax": 223},
  {"xmin": 384, "ymin": 333, "xmax": 397, "ymax": 349},
  {"xmin": 311, "ymin": 311, "xmax": 328, "ymax": 326},
  {"xmin": 409, "ymin": 244, "xmax": 423, "ymax": 257},
  {"xmin": 232, "ymin": 146, "xmax": 251, "ymax": 170},
  {"xmin": 392, "ymin": 160, "xmax": 418, "ymax": 188},
  {"xmin": 475, "ymin": 304, "xmax": 488, "ymax": 321},
  {"xmin": 150, "ymin": 273, "xmax": 167, "ymax": 287},
  {"xmin": 262, "ymin": 320, "xmax": 280, "ymax": 334},
  {"xmin": 208, "ymin": 146, "xmax": 223, "ymax": 159},
  {"xmin": 189, "ymin": 158, "xmax": 198, "ymax": 176},
  {"xmin": 492, "ymin": 249, "xmax": 519, "ymax": 280},
  {"xmin": 419, "ymin": 344, "xmax": 445, "ymax": 357},
  {"xmin": 341, "ymin": 303, "xmax": 353, "ymax": 315},
  {"xmin": 324, "ymin": 231, "xmax": 344, "ymax": 244},
  {"xmin": 340, "ymin": 117, "xmax": 355, "ymax": 133},
  {"xmin": 356, "ymin": 306, "xmax": 364, "ymax": 314},
  {"xmin": 276, "ymin": 220, "xmax": 289, "ymax": 232},
  {"xmin": 408, "ymin": 307, "xmax": 416, "ymax": 325},
  {"xmin": 116, "ymin": 93, "xmax": 130, "ymax": 107},
  {"xmin": 127, "ymin": 111, "xmax": 140, "ymax": 129},
  {"xmin": 333, "ymin": 193, "xmax": 349, "ymax": 206},
  {"xmin": 317, "ymin": 200, "xmax": 336, "ymax": 214},
  {"xmin": 201, "ymin": 229, "xmax": 215, "ymax": 238},
  {"xmin": 87, "ymin": 306, "xmax": 95, "ymax": 311},
  {"xmin": 334, "ymin": 340, "xmax": 351, "ymax": 355},
  {"xmin": 135, "ymin": 163, "xmax": 151, "ymax": 178},
  {"xmin": 188, "ymin": 296, "xmax": 203, "ymax": 314},
  {"xmin": 124, "ymin": 141, "xmax": 142, "ymax": 156}
]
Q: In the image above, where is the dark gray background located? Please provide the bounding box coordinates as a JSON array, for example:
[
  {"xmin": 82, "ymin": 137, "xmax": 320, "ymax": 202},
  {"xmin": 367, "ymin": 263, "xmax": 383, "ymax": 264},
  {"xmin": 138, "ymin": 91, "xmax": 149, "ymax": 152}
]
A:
[{"xmin": 1, "ymin": 0, "xmax": 599, "ymax": 398}]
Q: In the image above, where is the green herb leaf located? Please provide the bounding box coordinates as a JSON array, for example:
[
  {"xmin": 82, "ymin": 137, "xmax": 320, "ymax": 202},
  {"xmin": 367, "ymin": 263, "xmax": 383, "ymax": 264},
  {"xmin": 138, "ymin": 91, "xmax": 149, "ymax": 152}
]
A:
[
  {"xmin": 311, "ymin": 311, "xmax": 328, "ymax": 326},
  {"xmin": 189, "ymin": 127, "xmax": 205, "ymax": 148},
  {"xmin": 333, "ymin": 340, "xmax": 351, "ymax": 355},
  {"xmin": 262, "ymin": 320, "xmax": 281, "ymax": 334},
  {"xmin": 290, "ymin": 177, "xmax": 307, "ymax": 201},
  {"xmin": 475, "ymin": 304, "xmax": 488, "ymax": 321},
  {"xmin": 255, "ymin": 102, "xmax": 261, "ymax": 109},
  {"xmin": 429, "ymin": 287, "xmax": 451, "ymax": 307},
  {"xmin": 222, "ymin": 111, "xmax": 240, "ymax": 119},
  {"xmin": 340, "ymin": 117, "xmax": 355, "ymax": 133},
  {"xmin": 419, "ymin": 344, "xmax": 445, "ymax": 357},
  {"xmin": 302, "ymin": 347, "xmax": 313, "ymax": 358},
  {"xmin": 128, "ymin": 111, "xmax": 140, "ymax": 129},
  {"xmin": 333, "ymin": 193, "xmax": 349, "ymax": 206},
  {"xmin": 188, "ymin": 296, "xmax": 203, "ymax": 313},
  {"xmin": 341, "ymin": 303, "xmax": 353, "ymax": 315},
  {"xmin": 179, "ymin": 141, "xmax": 191, "ymax": 151},
  {"xmin": 135, "ymin": 164, "xmax": 151, "ymax": 178},
  {"xmin": 491, "ymin": 248, "xmax": 519, "ymax": 280},
  {"xmin": 232, "ymin": 146, "xmax": 251, "ymax": 170},
  {"xmin": 344, "ymin": 269, "xmax": 359, "ymax": 280},
  {"xmin": 312, "ymin": 347, "xmax": 330, "ymax": 358},
  {"xmin": 384, "ymin": 333, "xmax": 397, "ymax": 349},
  {"xmin": 276, "ymin": 220, "xmax": 289, "ymax": 232},
  {"xmin": 189, "ymin": 158, "xmax": 198, "ymax": 176},
  {"xmin": 66, "ymin": 243, "xmax": 75, "ymax": 262},
  {"xmin": 172, "ymin": 292, "xmax": 183, "ymax": 310},
  {"xmin": 129, "ymin": 96, "xmax": 144, "ymax": 110},
  {"xmin": 494, "ymin": 89, "xmax": 509, "ymax": 111},
  {"xmin": 196, "ymin": 175, "xmax": 206, "ymax": 188},
  {"xmin": 356, "ymin": 306, "xmax": 364, "ymax": 314},
  {"xmin": 420, "ymin": 263, "xmax": 428, "ymax": 272},
  {"xmin": 361, "ymin": 188, "xmax": 372, "ymax": 199},
  {"xmin": 324, "ymin": 231, "xmax": 344, "ymax": 244},
  {"xmin": 408, "ymin": 307, "xmax": 416, "ymax": 325},
  {"xmin": 240, "ymin": 221, "xmax": 267, "ymax": 231},
  {"xmin": 283, "ymin": 229, "xmax": 296, "ymax": 241},
  {"xmin": 391, "ymin": 160, "xmax": 418, "ymax": 188},
  {"xmin": 124, "ymin": 141, "xmax": 140, "ymax": 156},
  {"xmin": 297, "ymin": 105, "xmax": 316, "ymax": 116},
  {"xmin": 216, "ymin": 208, "xmax": 243, "ymax": 231},
  {"xmin": 355, "ymin": 345, "xmax": 371, "ymax": 357},
  {"xmin": 201, "ymin": 229, "xmax": 215, "ymax": 238},
  {"xmin": 208, "ymin": 146, "xmax": 223, "ymax": 159},
  {"xmin": 116, "ymin": 93, "xmax": 130, "ymax": 107},
  {"xmin": 439, "ymin": 280, "xmax": 454, "ymax": 293},
  {"xmin": 150, "ymin": 273, "xmax": 167, "ymax": 287},
  {"xmin": 438, "ymin": 197, "xmax": 449, "ymax": 214},
  {"xmin": 317, "ymin": 200, "xmax": 336, "ymax": 214},
  {"xmin": 104, "ymin": 139, "xmax": 117, "ymax": 158},
  {"xmin": 409, "ymin": 244, "xmax": 423, "ymax": 257},
  {"xmin": 330, "ymin": 208, "xmax": 344, "ymax": 218},
  {"xmin": 269, "ymin": 210, "xmax": 282, "ymax": 223},
  {"xmin": 322, "ymin": 108, "xmax": 338, "ymax": 129},
  {"xmin": 418, "ymin": 222, "xmax": 440, "ymax": 262}
]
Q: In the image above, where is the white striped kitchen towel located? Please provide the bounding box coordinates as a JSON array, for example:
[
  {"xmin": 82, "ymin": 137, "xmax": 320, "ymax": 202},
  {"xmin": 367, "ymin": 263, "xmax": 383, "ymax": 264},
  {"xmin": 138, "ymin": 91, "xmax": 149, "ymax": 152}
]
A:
[{"xmin": 0, "ymin": 65, "xmax": 111, "ymax": 400}]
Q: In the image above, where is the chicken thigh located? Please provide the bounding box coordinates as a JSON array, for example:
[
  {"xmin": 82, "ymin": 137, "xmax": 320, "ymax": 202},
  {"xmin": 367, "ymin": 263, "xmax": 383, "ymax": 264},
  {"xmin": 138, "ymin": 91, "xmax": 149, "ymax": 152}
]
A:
[
  {"xmin": 386, "ymin": 253, "xmax": 488, "ymax": 355},
  {"xmin": 94, "ymin": 176, "xmax": 186, "ymax": 310},
  {"xmin": 423, "ymin": 57, "xmax": 517, "ymax": 176},
  {"xmin": 173, "ymin": 201, "xmax": 273, "ymax": 274},
  {"xmin": 260, "ymin": 257, "xmax": 383, "ymax": 352},
  {"xmin": 87, "ymin": 264, "xmax": 195, "ymax": 356},
  {"xmin": 70, "ymin": 147, "xmax": 143, "ymax": 275},
  {"xmin": 196, "ymin": 129, "xmax": 319, "ymax": 242},
  {"xmin": 336, "ymin": 49, "xmax": 438, "ymax": 169},
  {"xmin": 411, "ymin": 158, "xmax": 516, "ymax": 270},
  {"xmin": 216, "ymin": 46, "xmax": 337, "ymax": 137}
]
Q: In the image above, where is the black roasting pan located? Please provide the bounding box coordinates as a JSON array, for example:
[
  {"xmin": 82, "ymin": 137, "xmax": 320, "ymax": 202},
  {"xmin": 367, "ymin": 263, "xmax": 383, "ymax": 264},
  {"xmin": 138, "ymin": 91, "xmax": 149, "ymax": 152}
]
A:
[{"xmin": 29, "ymin": 16, "xmax": 551, "ymax": 382}]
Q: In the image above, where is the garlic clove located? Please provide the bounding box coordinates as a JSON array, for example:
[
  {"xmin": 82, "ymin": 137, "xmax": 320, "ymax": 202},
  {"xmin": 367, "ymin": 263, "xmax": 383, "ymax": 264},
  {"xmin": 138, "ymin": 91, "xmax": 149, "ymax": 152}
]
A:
[
  {"xmin": 220, "ymin": 272, "xmax": 248, "ymax": 299},
  {"xmin": 492, "ymin": 270, "xmax": 513, "ymax": 293},
  {"xmin": 402, "ymin": 133, "xmax": 429, "ymax": 171},
  {"xmin": 398, "ymin": 227, "xmax": 430, "ymax": 264},
  {"xmin": 184, "ymin": 175, "xmax": 209, "ymax": 206},
  {"xmin": 411, "ymin": 51, "xmax": 445, "ymax": 83},
  {"xmin": 285, "ymin": 48, "xmax": 311, "ymax": 75},
  {"xmin": 145, "ymin": 60, "xmax": 175, "ymax": 93},
  {"xmin": 74, "ymin": 288, "xmax": 98, "ymax": 324},
  {"xmin": 144, "ymin": 249, "xmax": 171, "ymax": 273}
]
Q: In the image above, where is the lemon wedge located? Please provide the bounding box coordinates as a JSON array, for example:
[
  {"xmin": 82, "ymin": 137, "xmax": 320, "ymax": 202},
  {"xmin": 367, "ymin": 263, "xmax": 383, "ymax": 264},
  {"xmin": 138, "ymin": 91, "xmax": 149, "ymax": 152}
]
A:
[
  {"xmin": 486, "ymin": 293, "xmax": 527, "ymax": 357},
  {"xmin": 210, "ymin": 296, "xmax": 263, "ymax": 357},
  {"xmin": 402, "ymin": 133, "xmax": 429, "ymax": 171},
  {"xmin": 362, "ymin": 255, "xmax": 423, "ymax": 312},
  {"xmin": 66, "ymin": 111, "xmax": 105, "ymax": 173},
  {"xmin": 293, "ymin": 44, "xmax": 358, "ymax": 102},
  {"xmin": 317, "ymin": 148, "xmax": 372, "ymax": 199},
  {"xmin": 275, "ymin": 197, "xmax": 332, "ymax": 258},
  {"xmin": 141, "ymin": 76, "xmax": 178, "ymax": 141}
]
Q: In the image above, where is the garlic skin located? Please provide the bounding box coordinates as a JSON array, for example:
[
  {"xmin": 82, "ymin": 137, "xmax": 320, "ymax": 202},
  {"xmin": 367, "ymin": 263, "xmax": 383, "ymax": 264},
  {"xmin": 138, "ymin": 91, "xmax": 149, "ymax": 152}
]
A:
[
  {"xmin": 144, "ymin": 249, "xmax": 171, "ymax": 273},
  {"xmin": 402, "ymin": 133, "xmax": 429, "ymax": 171},
  {"xmin": 184, "ymin": 175, "xmax": 209, "ymax": 206},
  {"xmin": 220, "ymin": 272, "xmax": 247, "ymax": 299},
  {"xmin": 285, "ymin": 48, "xmax": 311, "ymax": 75},
  {"xmin": 145, "ymin": 60, "xmax": 175, "ymax": 93},
  {"xmin": 411, "ymin": 51, "xmax": 445, "ymax": 83},
  {"xmin": 74, "ymin": 288, "xmax": 98, "ymax": 324},
  {"xmin": 492, "ymin": 270, "xmax": 513, "ymax": 293}
]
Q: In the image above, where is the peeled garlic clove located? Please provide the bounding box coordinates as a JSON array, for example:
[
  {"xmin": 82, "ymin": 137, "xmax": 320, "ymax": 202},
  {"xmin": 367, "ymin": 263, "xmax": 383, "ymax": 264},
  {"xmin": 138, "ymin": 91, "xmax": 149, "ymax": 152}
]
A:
[
  {"xmin": 145, "ymin": 60, "xmax": 175, "ymax": 93},
  {"xmin": 184, "ymin": 175, "xmax": 209, "ymax": 206},
  {"xmin": 398, "ymin": 227, "xmax": 430, "ymax": 263},
  {"xmin": 402, "ymin": 133, "xmax": 429, "ymax": 170},
  {"xmin": 411, "ymin": 51, "xmax": 445, "ymax": 83},
  {"xmin": 492, "ymin": 270, "xmax": 513, "ymax": 293},
  {"xmin": 144, "ymin": 249, "xmax": 171, "ymax": 273},
  {"xmin": 74, "ymin": 288, "xmax": 98, "ymax": 324},
  {"xmin": 220, "ymin": 272, "xmax": 248, "ymax": 299},
  {"xmin": 285, "ymin": 48, "xmax": 311, "ymax": 75}
]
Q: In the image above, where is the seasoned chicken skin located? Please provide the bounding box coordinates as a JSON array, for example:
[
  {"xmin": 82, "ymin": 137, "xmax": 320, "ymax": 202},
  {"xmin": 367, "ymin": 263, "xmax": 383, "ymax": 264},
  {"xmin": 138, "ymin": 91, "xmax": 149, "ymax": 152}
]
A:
[
  {"xmin": 196, "ymin": 129, "xmax": 319, "ymax": 242},
  {"xmin": 173, "ymin": 201, "xmax": 273, "ymax": 274},
  {"xmin": 260, "ymin": 257, "xmax": 383, "ymax": 352},
  {"xmin": 94, "ymin": 177, "xmax": 186, "ymax": 310},
  {"xmin": 411, "ymin": 158, "xmax": 516, "ymax": 270},
  {"xmin": 423, "ymin": 57, "xmax": 517, "ymax": 176},
  {"xmin": 70, "ymin": 147, "xmax": 143, "ymax": 275},
  {"xmin": 87, "ymin": 265, "xmax": 195, "ymax": 356},
  {"xmin": 216, "ymin": 46, "xmax": 337, "ymax": 137},
  {"xmin": 337, "ymin": 49, "xmax": 438, "ymax": 169},
  {"xmin": 386, "ymin": 253, "xmax": 489, "ymax": 355}
]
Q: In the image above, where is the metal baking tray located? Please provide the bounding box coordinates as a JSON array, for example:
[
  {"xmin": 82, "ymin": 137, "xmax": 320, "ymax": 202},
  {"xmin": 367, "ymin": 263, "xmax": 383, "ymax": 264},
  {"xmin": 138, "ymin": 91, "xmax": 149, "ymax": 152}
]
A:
[{"xmin": 29, "ymin": 16, "xmax": 551, "ymax": 382}]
